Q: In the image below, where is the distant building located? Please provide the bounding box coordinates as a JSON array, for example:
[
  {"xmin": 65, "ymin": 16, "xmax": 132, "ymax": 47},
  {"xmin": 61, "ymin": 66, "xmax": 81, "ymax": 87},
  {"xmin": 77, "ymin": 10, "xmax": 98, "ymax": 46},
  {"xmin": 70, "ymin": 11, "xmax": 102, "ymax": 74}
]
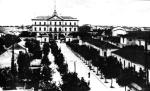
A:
[
  {"xmin": 112, "ymin": 27, "xmax": 127, "ymax": 36},
  {"xmin": 0, "ymin": 32, "xmax": 5, "ymax": 37},
  {"xmin": 31, "ymin": 10, "xmax": 79, "ymax": 43}
]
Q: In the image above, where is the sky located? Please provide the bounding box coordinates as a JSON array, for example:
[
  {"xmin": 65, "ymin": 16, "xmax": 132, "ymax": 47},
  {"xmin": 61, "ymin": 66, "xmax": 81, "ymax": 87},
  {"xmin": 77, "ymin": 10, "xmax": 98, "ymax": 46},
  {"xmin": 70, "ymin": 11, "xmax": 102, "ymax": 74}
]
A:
[{"xmin": 0, "ymin": 0, "xmax": 150, "ymax": 27}]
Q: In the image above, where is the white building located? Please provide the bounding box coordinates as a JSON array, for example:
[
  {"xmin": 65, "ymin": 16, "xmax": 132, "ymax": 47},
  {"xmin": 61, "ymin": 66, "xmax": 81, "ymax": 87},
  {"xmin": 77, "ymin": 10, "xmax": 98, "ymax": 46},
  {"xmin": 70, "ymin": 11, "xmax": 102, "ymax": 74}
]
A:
[
  {"xmin": 112, "ymin": 27, "xmax": 127, "ymax": 36},
  {"xmin": 0, "ymin": 32, "xmax": 5, "ymax": 37},
  {"xmin": 32, "ymin": 10, "xmax": 79, "ymax": 42}
]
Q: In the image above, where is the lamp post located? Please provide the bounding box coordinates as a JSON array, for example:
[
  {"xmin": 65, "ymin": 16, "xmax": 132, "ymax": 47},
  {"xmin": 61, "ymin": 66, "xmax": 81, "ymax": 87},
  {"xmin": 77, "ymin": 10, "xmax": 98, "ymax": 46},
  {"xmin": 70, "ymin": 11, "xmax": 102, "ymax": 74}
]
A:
[
  {"xmin": 11, "ymin": 33, "xmax": 15, "ymax": 75},
  {"xmin": 74, "ymin": 61, "xmax": 76, "ymax": 73},
  {"xmin": 144, "ymin": 39, "xmax": 149, "ymax": 86},
  {"xmin": 102, "ymin": 42, "xmax": 108, "ymax": 83}
]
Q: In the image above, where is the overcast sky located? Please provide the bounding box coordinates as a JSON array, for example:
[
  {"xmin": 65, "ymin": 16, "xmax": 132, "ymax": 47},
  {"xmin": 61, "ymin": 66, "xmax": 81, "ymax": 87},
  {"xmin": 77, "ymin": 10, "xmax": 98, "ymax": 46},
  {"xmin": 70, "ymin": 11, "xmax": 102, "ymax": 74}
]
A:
[{"xmin": 0, "ymin": 0, "xmax": 150, "ymax": 27}]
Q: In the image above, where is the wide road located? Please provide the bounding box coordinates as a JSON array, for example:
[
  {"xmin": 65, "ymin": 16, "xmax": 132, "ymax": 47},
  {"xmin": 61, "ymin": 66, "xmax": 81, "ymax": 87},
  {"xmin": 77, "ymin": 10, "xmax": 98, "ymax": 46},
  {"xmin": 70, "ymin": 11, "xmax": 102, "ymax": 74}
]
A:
[{"xmin": 58, "ymin": 43, "xmax": 124, "ymax": 91}]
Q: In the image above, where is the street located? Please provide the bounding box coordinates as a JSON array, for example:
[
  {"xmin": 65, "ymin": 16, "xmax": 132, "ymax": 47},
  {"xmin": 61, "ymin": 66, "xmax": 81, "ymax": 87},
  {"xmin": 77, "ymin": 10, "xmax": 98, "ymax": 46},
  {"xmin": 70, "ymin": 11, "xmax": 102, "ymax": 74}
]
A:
[{"xmin": 57, "ymin": 42, "xmax": 125, "ymax": 91}]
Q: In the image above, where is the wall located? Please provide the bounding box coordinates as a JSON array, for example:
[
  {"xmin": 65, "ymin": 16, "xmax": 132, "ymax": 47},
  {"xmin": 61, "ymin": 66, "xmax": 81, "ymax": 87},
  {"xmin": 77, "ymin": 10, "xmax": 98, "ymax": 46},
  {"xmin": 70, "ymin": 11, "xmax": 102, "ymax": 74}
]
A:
[{"xmin": 112, "ymin": 53, "xmax": 150, "ymax": 83}]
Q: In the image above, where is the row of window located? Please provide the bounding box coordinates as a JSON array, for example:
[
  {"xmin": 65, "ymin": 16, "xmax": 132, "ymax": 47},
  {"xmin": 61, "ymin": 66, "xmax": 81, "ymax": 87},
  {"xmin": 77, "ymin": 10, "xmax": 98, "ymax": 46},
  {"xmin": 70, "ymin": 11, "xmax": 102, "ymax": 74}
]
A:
[
  {"xmin": 34, "ymin": 27, "xmax": 77, "ymax": 32},
  {"xmin": 34, "ymin": 21, "xmax": 77, "ymax": 26}
]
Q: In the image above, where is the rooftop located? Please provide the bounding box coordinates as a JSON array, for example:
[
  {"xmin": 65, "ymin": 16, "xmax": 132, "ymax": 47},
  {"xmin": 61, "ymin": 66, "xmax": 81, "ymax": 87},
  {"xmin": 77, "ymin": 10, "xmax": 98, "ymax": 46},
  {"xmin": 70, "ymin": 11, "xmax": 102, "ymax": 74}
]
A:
[
  {"xmin": 32, "ymin": 10, "xmax": 78, "ymax": 21},
  {"xmin": 122, "ymin": 31, "xmax": 150, "ymax": 40},
  {"xmin": 84, "ymin": 39, "xmax": 119, "ymax": 49},
  {"xmin": 112, "ymin": 45, "xmax": 150, "ymax": 68},
  {"xmin": 33, "ymin": 15, "xmax": 78, "ymax": 20}
]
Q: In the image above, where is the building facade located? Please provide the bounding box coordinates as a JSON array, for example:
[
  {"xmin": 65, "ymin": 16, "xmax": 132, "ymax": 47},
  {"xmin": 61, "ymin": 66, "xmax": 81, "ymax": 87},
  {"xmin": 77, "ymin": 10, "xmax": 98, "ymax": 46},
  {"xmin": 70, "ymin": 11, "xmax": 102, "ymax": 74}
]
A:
[{"xmin": 31, "ymin": 10, "xmax": 79, "ymax": 42}]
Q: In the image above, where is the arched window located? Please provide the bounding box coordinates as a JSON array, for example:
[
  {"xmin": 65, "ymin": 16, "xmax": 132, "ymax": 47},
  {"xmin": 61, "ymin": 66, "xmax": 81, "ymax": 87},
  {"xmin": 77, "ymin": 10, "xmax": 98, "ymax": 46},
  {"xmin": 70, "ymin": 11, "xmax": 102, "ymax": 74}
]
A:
[
  {"xmin": 59, "ymin": 22, "xmax": 61, "ymax": 25},
  {"xmin": 49, "ymin": 28, "xmax": 52, "ymax": 32},
  {"xmin": 39, "ymin": 27, "xmax": 41, "ymax": 31},
  {"xmin": 124, "ymin": 60, "xmax": 125, "ymax": 68},
  {"xmin": 39, "ymin": 22, "xmax": 41, "ymax": 25},
  {"xmin": 59, "ymin": 28, "xmax": 61, "ymax": 32},
  {"xmin": 65, "ymin": 22, "xmax": 67, "ymax": 25},
  {"xmin": 70, "ymin": 22, "xmax": 71, "ymax": 25},
  {"xmin": 34, "ymin": 27, "xmax": 36, "ymax": 31},
  {"xmin": 74, "ymin": 28, "xmax": 76, "ymax": 31},
  {"xmin": 74, "ymin": 22, "xmax": 76, "ymax": 25},
  {"xmin": 70, "ymin": 28, "xmax": 71, "ymax": 31},
  {"xmin": 55, "ymin": 22, "xmax": 57, "ymax": 25},
  {"xmin": 54, "ymin": 28, "xmax": 57, "ymax": 32},
  {"xmin": 65, "ymin": 28, "xmax": 67, "ymax": 31},
  {"xmin": 44, "ymin": 22, "xmax": 46, "ymax": 25},
  {"xmin": 45, "ymin": 38, "xmax": 46, "ymax": 42},
  {"xmin": 44, "ymin": 27, "xmax": 46, "ymax": 31},
  {"xmin": 35, "ymin": 22, "xmax": 36, "ymax": 25},
  {"xmin": 50, "ymin": 22, "xmax": 51, "ymax": 25}
]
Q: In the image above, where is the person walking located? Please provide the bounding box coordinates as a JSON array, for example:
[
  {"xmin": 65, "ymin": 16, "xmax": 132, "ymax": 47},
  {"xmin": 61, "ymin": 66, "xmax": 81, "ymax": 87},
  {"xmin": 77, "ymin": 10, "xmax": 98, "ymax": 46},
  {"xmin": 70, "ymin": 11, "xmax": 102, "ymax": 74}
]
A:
[
  {"xmin": 88, "ymin": 72, "xmax": 90, "ymax": 86},
  {"xmin": 88, "ymin": 72, "xmax": 90, "ymax": 78}
]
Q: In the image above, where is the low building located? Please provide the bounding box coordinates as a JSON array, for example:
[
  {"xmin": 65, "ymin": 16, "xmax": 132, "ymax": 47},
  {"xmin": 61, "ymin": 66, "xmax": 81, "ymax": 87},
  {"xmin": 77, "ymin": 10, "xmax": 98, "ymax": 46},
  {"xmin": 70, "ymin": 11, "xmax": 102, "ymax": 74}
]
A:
[
  {"xmin": 120, "ymin": 31, "xmax": 150, "ymax": 50},
  {"xmin": 112, "ymin": 46, "xmax": 150, "ymax": 89},
  {"xmin": 112, "ymin": 27, "xmax": 127, "ymax": 36},
  {"xmin": 83, "ymin": 39, "xmax": 119, "ymax": 57}
]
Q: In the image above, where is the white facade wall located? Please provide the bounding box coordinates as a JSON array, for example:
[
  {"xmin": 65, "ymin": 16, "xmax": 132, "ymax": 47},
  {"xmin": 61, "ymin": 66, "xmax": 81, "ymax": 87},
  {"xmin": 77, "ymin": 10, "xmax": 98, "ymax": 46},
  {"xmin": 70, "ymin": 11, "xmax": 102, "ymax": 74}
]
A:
[
  {"xmin": 120, "ymin": 37, "xmax": 128, "ymax": 45},
  {"xmin": 112, "ymin": 30, "xmax": 127, "ymax": 36},
  {"xmin": 0, "ymin": 33, "xmax": 5, "ymax": 37},
  {"xmin": 32, "ymin": 20, "xmax": 78, "ymax": 33},
  {"xmin": 36, "ymin": 37, "xmax": 49, "ymax": 43},
  {"xmin": 120, "ymin": 38, "xmax": 150, "ymax": 50}
]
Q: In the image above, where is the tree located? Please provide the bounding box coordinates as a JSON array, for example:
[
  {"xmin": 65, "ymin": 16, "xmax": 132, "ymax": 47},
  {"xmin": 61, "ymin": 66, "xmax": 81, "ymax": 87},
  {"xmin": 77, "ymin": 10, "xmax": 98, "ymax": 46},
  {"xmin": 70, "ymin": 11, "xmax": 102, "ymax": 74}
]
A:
[
  {"xmin": 2, "ymin": 34, "xmax": 21, "ymax": 48},
  {"xmin": 39, "ymin": 81, "xmax": 61, "ymax": 91},
  {"xmin": 61, "ymin": 72, "xmax": 90, "ymax": 91},
  {"xmin": 25, "ymin": 39, "xmax": 42, "ymax": 59},
  {"xmin": 104, "ymin": 56, "xmax": 122, "ymax": 88},
  {"xmin": 0, "ymin": 68, "xmax": 15, "ymax": 90},
  {"xmin": 17, "ymin": 51, "xmax": 31, "ymax": 79},
  {"xmin": 42, "ymin": 42, "xmax": 50, "ymax": 56},
  {"xmin": 116, "ymin": 67, "xmax": 135, "ymax": 91},
  {"xmin": 57, "ymin": 63, "xmax": 68, "ymax": 75},
  {"xmin": 41, "ymin": 65, "xmax": 53, "ymax": 82},
  {"xmin": 41, "ymin": 55, "xmax": 51, "ymax": 66}
]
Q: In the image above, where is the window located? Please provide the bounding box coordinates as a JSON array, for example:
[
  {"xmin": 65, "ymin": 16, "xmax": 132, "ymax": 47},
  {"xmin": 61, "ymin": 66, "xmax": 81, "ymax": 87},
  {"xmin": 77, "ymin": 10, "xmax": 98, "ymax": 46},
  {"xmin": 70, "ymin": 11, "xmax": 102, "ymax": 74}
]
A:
[
  {"xmin": 39, "ymin": 22, "xmax": 41, "ymax": 25},
  {"xmin": 123, "ymin": 38, "xmax": 124, "ymax": 43},
  {"xmin": 44, "ymin": 22, "xmax": 46, "ymax": 25},
  {"xmin": 34, "ymin": 27, "xmax": 36, "ymax": 31},
  {"xmin": 55, "ymin": 22, "xmax": 57, "ymax": 25},
  {"xmin": 49, "ymin": 28, "xmax": 52, "ymax": 32},
  {"xmin": 74, "ymin": 28, "xmax": 76, "ymax": 31},
  {"xmin": 65, "ymin": 28, "xmax": 67, "ymax": 31},
  {"xmin": 59, "ymin": 22, "xmax": 61, "ymax": 25},
  {"xmin": 59, "ymin": 28, "xmax": 61, "ymax": 32},
  {"xmin": 124, "ymin": 60, "xmax": 125, "ymax": 68},
  {"xmin": 39, "ymin": 27, "xmax": 41, "ymax": 31},
  {"xmin": 65, "ymin": 22, "xmax": 67, "ymax": 25},
  {"xmin": 134, "ymin": 65, "xmax": 136, "ymax": 70},
  {"xmin": 45, "ymin": 38, "xmax": 46, "ymax": 42},
  {"xmin": 50, "ymin": 22, "xmax": 51, "ymax": 25},
  {"xmin": 54, "ymin": 28, "xmax": 57, "ymax": 32},
  {"xmin": 44, "ymin": 27, "xmax": 46, "ymax": 31},
  {"xmin": 35, "ymin": 22, "xmax": 36, "ymax": 25},
  {"xmin": 70, "ymin": 28, "xmax": 71, "ymax": 31},
  {"xmin": 70, "ymin": 22, "xmax": 71, "ymax": 25},
  {"xmin": 74, "ymin": 22, "xmax": 76, "ymax": 25}
]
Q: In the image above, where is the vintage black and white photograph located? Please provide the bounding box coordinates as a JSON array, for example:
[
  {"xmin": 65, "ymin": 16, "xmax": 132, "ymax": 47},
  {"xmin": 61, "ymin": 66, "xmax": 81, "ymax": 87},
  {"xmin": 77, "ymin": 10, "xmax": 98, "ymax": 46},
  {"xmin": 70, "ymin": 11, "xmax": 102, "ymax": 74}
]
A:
[{"xmin": 0, "ymin": 0, "xmax": 150, "ymax": 91}]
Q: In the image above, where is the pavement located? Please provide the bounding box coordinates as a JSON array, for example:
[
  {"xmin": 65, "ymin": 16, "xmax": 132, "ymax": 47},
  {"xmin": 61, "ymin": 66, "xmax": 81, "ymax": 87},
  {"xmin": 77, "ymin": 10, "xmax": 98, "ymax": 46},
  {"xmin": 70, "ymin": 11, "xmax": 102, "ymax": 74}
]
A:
[{"xmin": 57, "ymin": 42, "xmax": 125, "ymax": 91}]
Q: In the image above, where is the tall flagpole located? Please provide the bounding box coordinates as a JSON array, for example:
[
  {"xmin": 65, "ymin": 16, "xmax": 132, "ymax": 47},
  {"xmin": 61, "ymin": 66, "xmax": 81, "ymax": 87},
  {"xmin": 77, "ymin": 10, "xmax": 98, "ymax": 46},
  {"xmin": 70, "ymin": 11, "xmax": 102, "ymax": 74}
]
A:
[{"xmin": 54, "ymin": 0, "xmax": 56, "ymax": 11}]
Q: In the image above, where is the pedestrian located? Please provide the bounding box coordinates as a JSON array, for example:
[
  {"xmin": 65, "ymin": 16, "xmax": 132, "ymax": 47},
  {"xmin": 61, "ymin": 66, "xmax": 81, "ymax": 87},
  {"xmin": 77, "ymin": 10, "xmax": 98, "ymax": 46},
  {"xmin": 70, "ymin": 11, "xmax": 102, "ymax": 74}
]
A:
[{"xmin": 88, "ymin": 72, "xmax": 90, "ymax": 78}]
